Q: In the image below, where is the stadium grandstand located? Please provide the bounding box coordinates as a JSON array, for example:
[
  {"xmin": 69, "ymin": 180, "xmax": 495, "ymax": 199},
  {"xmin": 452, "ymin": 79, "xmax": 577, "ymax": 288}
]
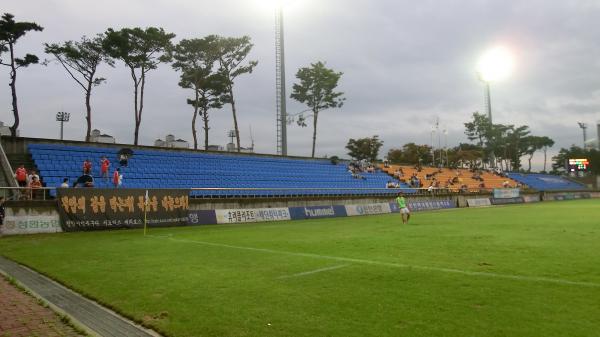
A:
[{"xmin": 26, "ymin": 142, "xmax": 402, "ymax": 198}]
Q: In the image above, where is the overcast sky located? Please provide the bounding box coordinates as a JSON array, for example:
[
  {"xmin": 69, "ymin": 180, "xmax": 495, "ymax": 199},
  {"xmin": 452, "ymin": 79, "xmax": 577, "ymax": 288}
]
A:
[{"xmin": 2, "ymin": 0, "xmax": 600, "ymax": 169}]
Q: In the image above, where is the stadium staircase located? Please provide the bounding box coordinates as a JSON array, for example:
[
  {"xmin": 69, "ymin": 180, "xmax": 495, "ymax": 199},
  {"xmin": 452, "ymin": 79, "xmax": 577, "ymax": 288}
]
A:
[{"xmin": 28, "ymin": 143, "xmax": 404, "ymax": 198}]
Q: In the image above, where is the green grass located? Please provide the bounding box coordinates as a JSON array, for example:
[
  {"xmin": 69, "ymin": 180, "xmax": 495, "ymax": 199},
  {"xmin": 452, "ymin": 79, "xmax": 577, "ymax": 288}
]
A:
[{"xmin": 1, "ymin": 200, "xmax": 600, "ymax": 337}]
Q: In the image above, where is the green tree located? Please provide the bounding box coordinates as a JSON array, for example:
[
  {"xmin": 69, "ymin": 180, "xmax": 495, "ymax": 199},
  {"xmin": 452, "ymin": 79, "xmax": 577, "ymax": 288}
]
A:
[
  {"xmin": 386, "ymin": 148, "xmax": 403, "ymax": 164},
  {"xmin": 346, "ymin": 135, "xmax": 383, "ymax": 162},
  {"xmin": 291, "ymin": 61, "xmax": 345, "ymax": 158},
  {"xmin": 171, "ymin": 36, "xmax": 226, "ymax": 150},
  {"xmin": 0, "ymin": 13, "xmax": 43, "ymax": 137},
  {"xmin": 103, "ymin": 27, "xmax": 175, "ymax": 145},
  {"xmin": 539, "ymin": 136, "xmax": 555, "ymax": 172},
  {"xmin": 45, "ymin": 35, "xmax": 114, "ymax": 141},
  {"xmin": 523, "ymin": 135, "xmax": 553, "ymax": 172},
  {"xmin": 214, "ymin": 36, "xmax": 257, "ymax": 152}
]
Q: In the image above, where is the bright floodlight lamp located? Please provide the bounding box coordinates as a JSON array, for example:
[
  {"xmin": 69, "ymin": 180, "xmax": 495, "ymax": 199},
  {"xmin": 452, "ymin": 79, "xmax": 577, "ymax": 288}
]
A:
[
  {"xmin": 476, "ymin": 46, "xmax": 515, "ymax": 82},
  {"xmin": 56, "ymin": 111, "xmax": 70, "ymax": 140}
]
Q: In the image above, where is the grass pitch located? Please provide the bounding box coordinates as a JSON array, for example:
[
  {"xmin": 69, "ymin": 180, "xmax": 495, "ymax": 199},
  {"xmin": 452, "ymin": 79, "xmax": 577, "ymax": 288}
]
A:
[{"xmin": 1, "ymin": 200, "xmax": 600, "ymax": 337}]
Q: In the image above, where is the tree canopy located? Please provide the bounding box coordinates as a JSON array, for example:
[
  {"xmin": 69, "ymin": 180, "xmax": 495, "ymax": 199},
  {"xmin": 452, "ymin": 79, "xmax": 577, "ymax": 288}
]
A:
[
  {"xmin": 346, "ymin": 135, "xmax": 383, "ymax": 162},
  {"xmin": 45, "ymin": 34, "xmax": 113, "ymax": 141},
  {"xmin": 291, "ymin": 61, "xmax": 345, "ymax": 158},
  {"xmin": 0, "ymin": 13, "xmax": 44, "ymax": 136},
  {"xmin": 103, "ymin": 27, "xmax": 175, "ymax": 145}
]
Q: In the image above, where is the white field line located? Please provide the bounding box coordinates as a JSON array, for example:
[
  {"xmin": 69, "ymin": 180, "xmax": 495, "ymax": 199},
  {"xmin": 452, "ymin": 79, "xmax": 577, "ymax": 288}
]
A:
[
  {"xmin": 277, "ymin": 264, "xmax": 350, "ymax": 280},
  {"xmin": 147, "ymin": 235, "xmax": 600, "ymax": 288}
]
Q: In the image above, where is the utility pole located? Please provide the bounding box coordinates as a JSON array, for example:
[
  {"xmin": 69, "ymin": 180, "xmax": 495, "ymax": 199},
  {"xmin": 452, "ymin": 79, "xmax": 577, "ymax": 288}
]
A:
[{"xmin": 56, "ymin": 111, "xmax": 70, "ymax": 140}]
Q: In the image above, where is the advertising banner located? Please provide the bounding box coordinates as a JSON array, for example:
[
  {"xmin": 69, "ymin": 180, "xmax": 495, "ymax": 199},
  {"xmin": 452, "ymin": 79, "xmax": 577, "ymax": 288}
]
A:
[
  {"xmin": 590, "ymin": 192, "xmax": 600, "ymax": 199},
  {"xmin": 56, "ymin": 188, "xmax": 189, "ymax": 231},
  {"xmin": 288, "ymin": 205, "xmax": 347, "ymax": 220},
  {"xmin": 407, "ymin": 199, "xmax": 455, "ymax": 211},
  {"xmin": 490, "ymin": 197, "xmax": 524, "ymax": 205},
  {"xmin": 187, "ymin": 210, "xmax": 217, "ymax": 225},
  {"xmin": 467, "ymin": 198, "xmax": 492, "ymax": 207},
  {"xmin": 1, "ymin": 215, "xmax": 63, "ymax": 235},
  {"xmin": 345, "ymin": 203, "xmax": 392, "ymax": 216},
  {"xmin": 522, "ymin": 194, "xmax": 541, "ymax": 203},
  {"xmin": 214, "ymin": 208, "xmax": 291, "ymax": 224},
  {"xmin": 552, "ymin": 193, "xmax": 591, "ymax": 201},
  {"xmin": 493, "ymin": 188, "xmax": 520, "ymax": 199}
]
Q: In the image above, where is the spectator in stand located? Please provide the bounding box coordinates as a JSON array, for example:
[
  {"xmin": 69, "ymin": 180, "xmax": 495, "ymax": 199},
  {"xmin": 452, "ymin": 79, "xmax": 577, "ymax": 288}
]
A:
[
  {"xmin": 60, "ymin": 178, "xmax": 69, "ymax": 188},
  {"xmin": 74, "ymin": 173, "xmax": 94, "ymax": 188},
  {"xmin": 100, "ymin": 156, "xmax": 111, "ymax": 182},
  {"xmin": 383, "ymin": 160, "xmax": 390, "ymax": 168},
  {"xmin": 502, "ymin": 180, "xmax": 510, "ymax": 188},
  {"xmin": 119, "ymin": 154, "xmax": 129, "ymax": 167},
  {"xmin": 479, "ymin": 182, "xmax": 486, "ymax": 189},
  {"xmin": 113, "ymin": 168, "xmax": 122, "ymax": 188},
  {"xmin": 29, "ymin": 176, "xmax": 42, "ymax": 199},
  {"xmin": 83, "ymin": 159, "xmax": 92, "ymax": 174},
  {"xmin": 15, "ymin": 165, "xmax": 27, "ymax": 188}
]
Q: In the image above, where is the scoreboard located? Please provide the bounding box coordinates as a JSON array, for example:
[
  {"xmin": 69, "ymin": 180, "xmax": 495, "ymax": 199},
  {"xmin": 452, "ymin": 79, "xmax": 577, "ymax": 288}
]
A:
[{"xmin": 567, "ymin": 158, "xmax": 590, "ymax": 172}]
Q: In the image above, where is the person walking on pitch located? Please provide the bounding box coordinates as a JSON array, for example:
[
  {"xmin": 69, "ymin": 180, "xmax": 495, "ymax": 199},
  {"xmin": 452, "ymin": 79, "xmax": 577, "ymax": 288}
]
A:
[{"xmin": 396, "ymin": 192, "xmax": 410, "ymax": 224}]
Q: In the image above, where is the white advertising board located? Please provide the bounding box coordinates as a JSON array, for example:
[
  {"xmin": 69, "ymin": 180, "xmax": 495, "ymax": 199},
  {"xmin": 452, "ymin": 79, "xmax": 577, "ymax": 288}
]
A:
[{"xmin": 215, "ymin": 208, "xmax": 291, "ymax": 224}]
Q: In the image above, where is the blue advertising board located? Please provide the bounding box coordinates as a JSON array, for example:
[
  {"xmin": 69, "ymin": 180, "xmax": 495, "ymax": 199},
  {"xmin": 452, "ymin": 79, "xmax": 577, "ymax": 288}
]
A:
[
  {"xmin": 288, "ymin": 205, "xmax": 347, "ymax": 220},
  {"xmin": 187, "ymin": 210, "xmax": 217, "ymax": 225}
]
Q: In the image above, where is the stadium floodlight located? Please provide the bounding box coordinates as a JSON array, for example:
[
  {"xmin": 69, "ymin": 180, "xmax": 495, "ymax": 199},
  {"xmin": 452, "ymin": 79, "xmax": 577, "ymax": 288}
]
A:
[
  {"xmin": 56, "ymin": 111, "xmax": 70, "ymax": 140},
  {"xmin": 476, "ymin": 45, "xmax": 515, "ymax": 123},
  {"xmin": 577, "ymin": 122, "xmax": 588, "ymax": 148},
  {"xmin": 477, "ymin": 46, "xmax": 515, "ymax": 83}
]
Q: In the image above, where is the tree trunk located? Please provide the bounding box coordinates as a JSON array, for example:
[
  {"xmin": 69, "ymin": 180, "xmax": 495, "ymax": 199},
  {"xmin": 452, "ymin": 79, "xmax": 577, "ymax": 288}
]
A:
[
  {"xmin": 543, "ymin": 148, "xmax": 548, "ymax": 172},
  {"xmin": 311, "ymin": 110, "xmax": 319, "ymax": 158},
  {"xmin": 202, "ymin": 109, "xmax": 209, "ymax": 151},
  {"xmin": 229, "ymin": 87, "xmax": 241, "ymax": 152},
  {"xmin": 130, "ymin": 67, "xmax": 140, "ymax": 145},
  {"xmin": 136, "ymin": 70, "xmax": 146, "ymax": 146},
  {"xmin": 85, "ymin": 82, "xmax": 92, "ymax": 142},
  {"xmin": 527, "ymin": 154, "xmax": 533, "ymax": 172},
  {"xmin": 191, "ymin": 90, "xmax": 199, "ymax": 150},
  {"xmin": 8, "ymin": 43, "xmax": 19, "ymax": 137}
]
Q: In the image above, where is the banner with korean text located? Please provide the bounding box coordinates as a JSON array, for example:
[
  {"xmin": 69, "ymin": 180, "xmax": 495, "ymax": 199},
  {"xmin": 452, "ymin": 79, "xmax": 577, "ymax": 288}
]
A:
[{"xmin": 57, "ymin": 188, "xmax": 190, "ymax": 231}]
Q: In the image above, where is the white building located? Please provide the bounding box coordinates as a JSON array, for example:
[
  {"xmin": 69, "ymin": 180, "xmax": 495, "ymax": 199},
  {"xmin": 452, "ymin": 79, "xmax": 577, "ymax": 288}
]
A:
[
  {"xmin": 154, "ymin": 134, "xmax": 189, "ymax": 148},
  {"xmin": 0, "ymin": 121, "xmax": 18, "ymax": 136},
  {"xmin": 89, "ymin": 129, "xmax": 115, "ymax": 143}
]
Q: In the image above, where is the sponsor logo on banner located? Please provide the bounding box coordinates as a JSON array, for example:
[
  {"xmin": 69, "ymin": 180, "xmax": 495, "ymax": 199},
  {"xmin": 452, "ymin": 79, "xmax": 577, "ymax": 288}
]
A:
[
  {"xmin": 1, "ymin": 215, "xmax": 63, "ymax": 235},
  {"xmin": 187, "ymin": 210, "xmax": 217, "ymax": 225},
  {"xmin": 407, "ymin": 199, "xmax": 455, "ymax": 211},
  {"xmin": 56, "ymin": 188, "xmax": 190, "ymax": 231},
  {"xmin": 493, "ymin": 188, "xmax": 520, "ymax": 199},
  {"xmin": 522, "ymin": 194, "xmax": 541, "ymax": 203},
  {"xmin": 467, "ymin": 198, "xmax": 492, "ymax": 207},
  {"xmin": 288, "ymin": 205, "xmax": 347, "ymax": 220},
  {"xmin": 215, "ymin": 208, "xmax": 291, "ymax": 224},
  {"xmin": 590, "ymin": 192, "xmax": 600, "ymax": 199},
  {"xmin": 345, "ymin": 203, "xmax": 391, "ymax": 216},
  {"xmin": 490, "ymin": 197, "xmax": 524, "ymax": 205}
]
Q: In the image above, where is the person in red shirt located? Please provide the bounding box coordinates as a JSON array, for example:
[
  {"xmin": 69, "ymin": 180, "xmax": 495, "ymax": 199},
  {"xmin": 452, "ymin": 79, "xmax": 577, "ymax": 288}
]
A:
[
  {"xmin": 100, "ymin": 156, "xmax": 110, "ymax": 182},
  {"xmin": 112, "ymin": 168, "xmax": 122, "ymax": 188},
  {"xmin": 15, "ymin": 165, "xmax": 27, "ymax": 187},
  {"xmin": 83, "ymin": 159, "xmax": 92, "ymax": 174}
]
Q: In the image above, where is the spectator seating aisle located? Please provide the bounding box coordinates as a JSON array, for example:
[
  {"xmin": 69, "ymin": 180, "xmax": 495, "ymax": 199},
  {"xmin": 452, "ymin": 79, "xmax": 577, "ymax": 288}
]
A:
[
  {"xmin": 28, "ymin": 143, "xmax": 404, "ymax": 197},
  {"xmin": 506, "ymin": 173, "xmax": 587, "ymax": 191}
]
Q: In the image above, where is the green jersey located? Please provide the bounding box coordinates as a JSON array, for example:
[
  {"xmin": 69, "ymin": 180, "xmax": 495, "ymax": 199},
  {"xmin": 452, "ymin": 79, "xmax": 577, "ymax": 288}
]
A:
[{"xmin": 396, "ymin": 196, "xmax": 407, "ymax": 208}]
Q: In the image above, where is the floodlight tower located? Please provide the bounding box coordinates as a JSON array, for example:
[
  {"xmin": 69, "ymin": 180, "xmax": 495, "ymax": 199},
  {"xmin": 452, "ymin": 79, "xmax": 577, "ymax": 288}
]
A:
[
  {"xmin": 577, "ymin": 122, "xmax": 588, "ymax": 148},
  {"xmin": 275, "ymin": 4, "xmax": 287, "ymax": 156},
  {"xmin": 56, "ymin": 111, "xmax": 70, "ymax": 140},
  {"xmin": 477, "ymin": 46, "xmax": 515, "ymax": 167}
]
